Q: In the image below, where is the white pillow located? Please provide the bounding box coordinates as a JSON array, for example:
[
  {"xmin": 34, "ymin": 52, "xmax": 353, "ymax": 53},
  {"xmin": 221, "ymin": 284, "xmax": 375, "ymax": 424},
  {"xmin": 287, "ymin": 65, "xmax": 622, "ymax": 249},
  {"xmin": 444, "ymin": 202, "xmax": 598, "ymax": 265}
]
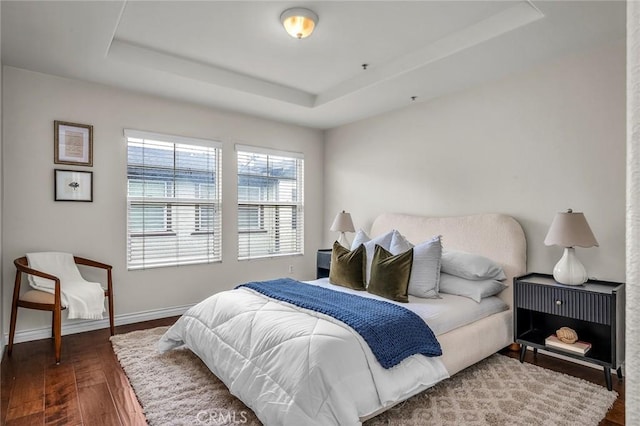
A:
[
  {"xmin": 350, "ymin": 229, "xmax": 370, "ymax": 250},
  {"xmin": 390, "ymin": 233, "xmax": 442, "ymax": 298},
  {"xmin": 440, "ymin": 250, "xmax": 506, "ymax": 281},
  {"xmin": 439, "ymin": 273, "xmax": 507, "ymax": 303},
  {"xmin": 351, "ymin": 229, "xmax": 394, "ymax": 284},
  {"xmin": 389, "ymin": 230, "xmax": 413, "ymax": 253}
]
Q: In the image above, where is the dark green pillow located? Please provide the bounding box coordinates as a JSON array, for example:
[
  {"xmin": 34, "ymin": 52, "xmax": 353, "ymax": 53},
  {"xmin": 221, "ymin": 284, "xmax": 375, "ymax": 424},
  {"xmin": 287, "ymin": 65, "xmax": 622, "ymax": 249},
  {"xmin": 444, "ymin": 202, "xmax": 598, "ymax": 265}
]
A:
[
  {"xmin": 329, "ymin": 241, "xmax": 366, "ymax": 290},
  {"xmin": 367, "ymin": 244, "xmax": 413, "ymax": 303}
]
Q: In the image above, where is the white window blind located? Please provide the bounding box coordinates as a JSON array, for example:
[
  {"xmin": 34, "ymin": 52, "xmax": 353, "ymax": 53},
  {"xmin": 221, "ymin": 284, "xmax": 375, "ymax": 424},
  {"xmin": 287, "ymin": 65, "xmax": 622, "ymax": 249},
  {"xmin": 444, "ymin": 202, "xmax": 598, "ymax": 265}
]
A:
[
  {"xmin": 236, "ymin": 145, "xmax": 304, "ymax": 260},
  {"xmin": 126, "ymin": 130, "xmax": 222, "ymax": 270}
]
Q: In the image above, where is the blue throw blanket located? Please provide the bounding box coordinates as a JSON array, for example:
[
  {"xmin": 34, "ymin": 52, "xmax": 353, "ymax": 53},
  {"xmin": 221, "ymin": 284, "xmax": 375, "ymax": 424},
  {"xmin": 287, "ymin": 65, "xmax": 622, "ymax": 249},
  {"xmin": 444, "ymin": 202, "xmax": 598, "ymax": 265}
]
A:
[{"xmin": 236, "ymin": 278, "xmax": 442, "ymax": 369}]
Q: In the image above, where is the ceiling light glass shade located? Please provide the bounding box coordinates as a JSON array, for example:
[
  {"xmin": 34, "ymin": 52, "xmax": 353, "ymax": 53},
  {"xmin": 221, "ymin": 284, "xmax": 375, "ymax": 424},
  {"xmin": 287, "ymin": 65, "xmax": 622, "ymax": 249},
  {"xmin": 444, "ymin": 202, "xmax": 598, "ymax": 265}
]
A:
[
  {"xmin": 544, "ymin": 209, "xmax": 598, "ymax": 285},
  {"xmin": 280, "ymin": 8, "xmax": 318, "ymax": 39}
]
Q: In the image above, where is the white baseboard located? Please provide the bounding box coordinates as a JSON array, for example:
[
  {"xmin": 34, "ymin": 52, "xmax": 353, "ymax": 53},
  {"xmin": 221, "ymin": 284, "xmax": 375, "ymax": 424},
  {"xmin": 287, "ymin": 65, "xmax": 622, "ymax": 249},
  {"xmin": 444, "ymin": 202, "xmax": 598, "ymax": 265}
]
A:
[{"xmin": 4, "ymin": 303, "xmax": 195, "ymax": 345}]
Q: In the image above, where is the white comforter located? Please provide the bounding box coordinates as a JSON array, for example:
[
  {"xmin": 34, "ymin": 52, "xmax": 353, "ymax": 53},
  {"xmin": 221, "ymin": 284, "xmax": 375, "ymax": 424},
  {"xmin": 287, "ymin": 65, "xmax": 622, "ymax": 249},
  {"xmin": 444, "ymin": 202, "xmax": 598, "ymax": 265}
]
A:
[{"xmin": 158, "ymin": 285, "xmax": 449, "ymax": 425}]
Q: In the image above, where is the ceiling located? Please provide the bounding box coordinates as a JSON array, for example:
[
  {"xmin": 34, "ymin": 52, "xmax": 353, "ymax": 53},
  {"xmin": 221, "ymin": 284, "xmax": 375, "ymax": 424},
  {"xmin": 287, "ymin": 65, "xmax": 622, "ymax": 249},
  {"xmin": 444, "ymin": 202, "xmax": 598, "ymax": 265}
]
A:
[{"xmin": 1, "ymin": 1, "xmax": 626, "ymax": 129}]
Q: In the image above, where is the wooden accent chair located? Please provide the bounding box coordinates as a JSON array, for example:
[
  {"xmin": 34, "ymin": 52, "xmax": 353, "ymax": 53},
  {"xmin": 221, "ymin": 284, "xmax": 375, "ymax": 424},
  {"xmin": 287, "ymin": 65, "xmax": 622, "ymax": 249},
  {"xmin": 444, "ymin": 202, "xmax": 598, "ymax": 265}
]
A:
[{"xmin": 8, "ymin": 256, "xmax": 115, "ymax": 364}]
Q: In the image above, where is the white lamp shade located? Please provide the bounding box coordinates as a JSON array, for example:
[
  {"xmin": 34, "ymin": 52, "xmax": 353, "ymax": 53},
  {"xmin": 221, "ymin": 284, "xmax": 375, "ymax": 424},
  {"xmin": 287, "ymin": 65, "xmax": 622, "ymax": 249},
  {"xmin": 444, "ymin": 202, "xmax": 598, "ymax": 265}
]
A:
[
  {"xmin": 544, "ymin": 210, "xmax": 598, "ymax": 248},
  {"xmin": 330, "ymin": 211, "xmax": 355, "ymax": 233}
]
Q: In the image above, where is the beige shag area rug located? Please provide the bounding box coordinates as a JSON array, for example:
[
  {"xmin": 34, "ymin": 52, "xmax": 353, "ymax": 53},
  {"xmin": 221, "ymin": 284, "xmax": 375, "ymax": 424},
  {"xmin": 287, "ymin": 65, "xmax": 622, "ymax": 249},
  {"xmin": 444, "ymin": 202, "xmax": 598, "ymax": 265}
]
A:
[{"xmin": 111, "ymin": 327, "xmax": 617, "ymax": 426}]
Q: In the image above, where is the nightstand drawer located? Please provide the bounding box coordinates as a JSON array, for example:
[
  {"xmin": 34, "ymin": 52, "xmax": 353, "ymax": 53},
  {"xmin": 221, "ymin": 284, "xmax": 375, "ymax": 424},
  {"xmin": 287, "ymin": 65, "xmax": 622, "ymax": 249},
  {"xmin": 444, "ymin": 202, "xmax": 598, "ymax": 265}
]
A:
[{"xmin": 516, "ymin": 282, "xmax": 611, "ymax": 325}]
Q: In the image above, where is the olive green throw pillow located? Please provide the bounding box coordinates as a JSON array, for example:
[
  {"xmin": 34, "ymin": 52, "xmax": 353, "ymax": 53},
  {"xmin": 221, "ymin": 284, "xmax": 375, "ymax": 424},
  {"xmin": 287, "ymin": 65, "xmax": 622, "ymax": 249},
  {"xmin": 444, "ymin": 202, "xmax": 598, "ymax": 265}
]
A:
[
  {"xmin": 367, "ymin": 244, "xmax": 414, "ymax": 303},
  {"xmin": 329, "ymin": 241, "xmax": 366, "ymax": 290}
]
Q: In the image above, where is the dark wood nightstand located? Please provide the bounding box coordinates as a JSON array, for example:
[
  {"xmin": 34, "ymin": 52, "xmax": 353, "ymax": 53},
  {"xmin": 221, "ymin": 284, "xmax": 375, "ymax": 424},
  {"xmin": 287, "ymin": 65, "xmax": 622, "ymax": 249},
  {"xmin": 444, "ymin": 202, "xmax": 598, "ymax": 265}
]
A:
[
  {"xmin": 316, "ymin": 249, "xmax": 331, "ymax": 279},
  {"xmin": 514, "ymin": 273, "xmax": 625, "ymax": 390}
]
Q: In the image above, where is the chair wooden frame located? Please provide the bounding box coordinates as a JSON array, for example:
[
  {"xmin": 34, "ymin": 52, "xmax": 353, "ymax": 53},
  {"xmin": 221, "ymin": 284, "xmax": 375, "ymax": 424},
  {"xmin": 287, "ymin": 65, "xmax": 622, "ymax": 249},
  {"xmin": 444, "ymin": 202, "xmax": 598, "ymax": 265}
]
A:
[{"xmin": 8, "ymin": 256, "xmax": 115, "ymax": 364}]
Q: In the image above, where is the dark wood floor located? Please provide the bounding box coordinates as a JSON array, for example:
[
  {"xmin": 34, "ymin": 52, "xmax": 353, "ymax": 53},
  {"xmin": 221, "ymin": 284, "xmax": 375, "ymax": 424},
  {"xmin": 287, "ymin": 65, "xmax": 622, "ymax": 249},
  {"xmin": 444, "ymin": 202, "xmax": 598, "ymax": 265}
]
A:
[{"xmin": 1, "ymin": 318, "xmax": 625, "ymax": 425}]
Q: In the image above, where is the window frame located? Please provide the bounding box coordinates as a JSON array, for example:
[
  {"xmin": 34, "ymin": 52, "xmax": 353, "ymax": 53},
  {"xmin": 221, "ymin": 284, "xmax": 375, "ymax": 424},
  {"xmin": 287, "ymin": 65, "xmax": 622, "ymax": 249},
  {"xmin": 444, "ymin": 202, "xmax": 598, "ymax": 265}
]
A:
[
  {"xmin": 236, "ymin": 144, "xmax": 304, "ymax": 260},
  {"xmin": 125, "ymin": 129, "xmax": 222, "ymax": 270}
]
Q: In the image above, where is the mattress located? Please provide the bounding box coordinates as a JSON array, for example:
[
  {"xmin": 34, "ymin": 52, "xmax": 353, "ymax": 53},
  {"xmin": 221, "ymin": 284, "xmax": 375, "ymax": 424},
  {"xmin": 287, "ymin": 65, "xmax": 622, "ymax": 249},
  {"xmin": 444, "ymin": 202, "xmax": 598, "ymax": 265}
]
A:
[{"xmin": 305, "ymin": 278, "xmax": 508, "ymax": 336}]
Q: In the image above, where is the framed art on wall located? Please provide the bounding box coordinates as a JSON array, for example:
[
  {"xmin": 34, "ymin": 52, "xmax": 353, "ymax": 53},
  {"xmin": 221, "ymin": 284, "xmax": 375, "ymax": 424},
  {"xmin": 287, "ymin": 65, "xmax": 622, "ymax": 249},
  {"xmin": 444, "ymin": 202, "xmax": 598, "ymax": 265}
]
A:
[
  {"xmin": 54, "ymin": 120, "xmax": 93, "ymax": 166},
  {"xmin": 54, "ymin": 169, "xmax": 93, "ymax": 202}
]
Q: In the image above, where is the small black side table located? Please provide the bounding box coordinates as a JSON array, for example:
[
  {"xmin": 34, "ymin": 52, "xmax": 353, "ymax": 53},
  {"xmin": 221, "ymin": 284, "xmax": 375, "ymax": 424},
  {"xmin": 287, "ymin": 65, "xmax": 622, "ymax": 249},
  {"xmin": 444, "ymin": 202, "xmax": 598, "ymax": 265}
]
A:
[
  {"xmin": 316, "ymin": 249, "xmax": 331, "ymax": 279},
  {"xmin": 514, "ymin": 273, "xmax": 625, "ymax": 391}
]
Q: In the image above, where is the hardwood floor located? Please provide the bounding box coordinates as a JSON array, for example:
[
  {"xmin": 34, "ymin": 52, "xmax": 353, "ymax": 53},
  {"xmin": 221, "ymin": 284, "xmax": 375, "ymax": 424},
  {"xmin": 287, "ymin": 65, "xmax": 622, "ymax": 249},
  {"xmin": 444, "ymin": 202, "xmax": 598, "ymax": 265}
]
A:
[
  {"xmin": 2, "ymin": 318, "xmax": 625, "ymax": 425},
  {"xmin": 1, "ymin": 317, "xmax": 177, "ymax": 426}
]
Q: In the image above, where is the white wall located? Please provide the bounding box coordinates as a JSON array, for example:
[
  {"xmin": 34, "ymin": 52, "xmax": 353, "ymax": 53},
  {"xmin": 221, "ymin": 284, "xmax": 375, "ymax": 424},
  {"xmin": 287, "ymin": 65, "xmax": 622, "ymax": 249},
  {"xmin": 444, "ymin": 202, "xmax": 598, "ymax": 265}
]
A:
[
  {"xmin": 324, "ymin": 40, "xmax": 626, "ymax": 283},
  {"xmin": 2, "ymin": 66, "xmax": 324, "ymax": 336}
]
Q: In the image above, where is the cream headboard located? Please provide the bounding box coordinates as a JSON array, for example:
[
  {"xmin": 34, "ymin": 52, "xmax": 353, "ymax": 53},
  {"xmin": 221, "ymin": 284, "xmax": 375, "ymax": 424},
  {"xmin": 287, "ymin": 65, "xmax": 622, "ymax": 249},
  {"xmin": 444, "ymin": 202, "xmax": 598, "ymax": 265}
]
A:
[{"xmin": 370, "ymin": 213, "xmax": 527, "ymax": 308}]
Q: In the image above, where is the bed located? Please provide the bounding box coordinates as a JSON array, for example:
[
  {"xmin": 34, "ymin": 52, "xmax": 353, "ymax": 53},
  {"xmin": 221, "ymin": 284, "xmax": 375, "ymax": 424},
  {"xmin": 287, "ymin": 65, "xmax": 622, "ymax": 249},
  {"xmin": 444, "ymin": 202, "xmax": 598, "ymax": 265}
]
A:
[{"xmin": 158, "ymin": 213, "xmax": 526, "ymax": 425}]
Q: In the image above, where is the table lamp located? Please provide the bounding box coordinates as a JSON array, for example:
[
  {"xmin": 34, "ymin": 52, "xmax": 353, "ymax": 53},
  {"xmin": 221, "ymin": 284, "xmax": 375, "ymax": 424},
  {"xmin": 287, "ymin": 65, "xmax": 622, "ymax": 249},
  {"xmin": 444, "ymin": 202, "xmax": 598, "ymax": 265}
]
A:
[
  {"xmin": 330, "ymin": 210, "xmax": 355, "ymax": 248},
  {"xmin": 544, "ymin": 209, "xmax": 599, "ymax": 285}
]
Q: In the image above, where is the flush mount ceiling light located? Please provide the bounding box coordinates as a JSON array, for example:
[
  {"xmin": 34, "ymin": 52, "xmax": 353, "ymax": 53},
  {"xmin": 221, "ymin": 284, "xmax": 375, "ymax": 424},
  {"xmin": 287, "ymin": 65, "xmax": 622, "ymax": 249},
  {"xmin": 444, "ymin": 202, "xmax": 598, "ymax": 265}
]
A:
[{"xmin": 280, "ymin": 8, "xmax": 318, "ymax": 39}]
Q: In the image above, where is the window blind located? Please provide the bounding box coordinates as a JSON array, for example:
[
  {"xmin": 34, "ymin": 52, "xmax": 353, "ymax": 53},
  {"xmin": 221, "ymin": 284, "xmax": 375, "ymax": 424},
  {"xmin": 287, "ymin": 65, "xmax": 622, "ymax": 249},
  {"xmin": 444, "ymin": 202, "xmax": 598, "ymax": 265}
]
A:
[
  {"xmin": 126, "ymin": 130, "xmax": 222, "ymax": 270},
  {"xmin": 236, "ymin": 145, "xmax": 304, "ymax": 260}
]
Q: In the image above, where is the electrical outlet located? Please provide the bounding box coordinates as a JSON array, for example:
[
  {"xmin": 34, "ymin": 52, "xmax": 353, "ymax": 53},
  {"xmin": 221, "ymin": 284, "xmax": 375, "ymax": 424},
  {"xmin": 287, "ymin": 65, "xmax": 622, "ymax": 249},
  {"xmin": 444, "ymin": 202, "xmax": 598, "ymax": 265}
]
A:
[{"xmin": 288, "ymin": 265, "xmax": 294, "ymax": 274}]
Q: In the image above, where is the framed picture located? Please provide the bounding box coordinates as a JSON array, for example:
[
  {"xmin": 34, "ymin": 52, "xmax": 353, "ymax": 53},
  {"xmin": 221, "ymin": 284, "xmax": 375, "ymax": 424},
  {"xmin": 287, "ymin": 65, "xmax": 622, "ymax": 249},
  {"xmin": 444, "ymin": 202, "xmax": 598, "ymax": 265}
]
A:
[
  {"xmin": 54, "ymin": 169, "xmax": 93, "ymax": 202},
  {"xmin": 54, "ymin": 121, "xmax": 93, "ymax": 166}
]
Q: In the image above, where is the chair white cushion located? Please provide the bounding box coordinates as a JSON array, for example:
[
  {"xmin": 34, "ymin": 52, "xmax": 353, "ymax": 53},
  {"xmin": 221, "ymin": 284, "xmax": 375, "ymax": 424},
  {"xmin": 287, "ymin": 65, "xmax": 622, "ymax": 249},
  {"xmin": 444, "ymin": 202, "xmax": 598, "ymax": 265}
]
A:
[
  {"xmin": 26, "ymin": 252, "xmax": 105, "ymax": 320},
  {"xmin": 26, "ymin": 252, "xmax": 83, "ymax": 289}
]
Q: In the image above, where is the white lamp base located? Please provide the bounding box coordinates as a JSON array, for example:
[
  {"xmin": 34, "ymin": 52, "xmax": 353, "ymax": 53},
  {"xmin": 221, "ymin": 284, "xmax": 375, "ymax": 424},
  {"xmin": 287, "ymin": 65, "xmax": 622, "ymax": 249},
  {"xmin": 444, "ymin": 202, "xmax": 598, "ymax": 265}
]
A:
[
  {"xmin": 553, "ymin": 247, "xmax": 588, "ymax": 285},
  {"xmin": 337, "ymin": 232, "xmax": 351, "ymax": 249}
]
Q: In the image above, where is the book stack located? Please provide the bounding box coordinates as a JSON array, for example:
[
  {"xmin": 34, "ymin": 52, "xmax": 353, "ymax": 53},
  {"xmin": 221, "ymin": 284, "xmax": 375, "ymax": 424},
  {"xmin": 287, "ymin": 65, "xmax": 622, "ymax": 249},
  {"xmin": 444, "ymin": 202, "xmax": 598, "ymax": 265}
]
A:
[{"xmin": 545, "ymin": 334, "xmax": 592, "ymax": 355}]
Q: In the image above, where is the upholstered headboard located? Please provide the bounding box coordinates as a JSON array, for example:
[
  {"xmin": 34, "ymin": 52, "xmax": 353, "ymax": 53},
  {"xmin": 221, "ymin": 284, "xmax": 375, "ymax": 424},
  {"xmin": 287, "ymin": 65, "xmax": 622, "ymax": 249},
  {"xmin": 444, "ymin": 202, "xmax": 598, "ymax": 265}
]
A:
[{"xmin": 370, "ymin": 213, "xmax": 527, "ymax": 308}]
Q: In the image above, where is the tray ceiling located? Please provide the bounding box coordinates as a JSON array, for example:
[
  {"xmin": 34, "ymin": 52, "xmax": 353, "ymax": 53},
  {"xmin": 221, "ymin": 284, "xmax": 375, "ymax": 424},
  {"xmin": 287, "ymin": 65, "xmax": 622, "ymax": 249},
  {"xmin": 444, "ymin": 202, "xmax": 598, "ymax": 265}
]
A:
[{"xmin": 1, "ymin": 1, "xmax": 626, "ymax": 129}]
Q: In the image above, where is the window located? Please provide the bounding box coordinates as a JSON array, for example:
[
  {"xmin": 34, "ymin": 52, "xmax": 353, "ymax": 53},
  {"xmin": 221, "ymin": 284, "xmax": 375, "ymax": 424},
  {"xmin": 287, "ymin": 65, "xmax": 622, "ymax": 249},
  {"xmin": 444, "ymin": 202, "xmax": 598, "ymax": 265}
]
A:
[
  {"xmin": 238, "ymin": 205, "xmax": 264, "ymax": 232},
  {"xmin": 128, "ymin": 181, "xmax": 172, "ymax": 234},
  {"xmin": 238, "ymin": 186, "xmax": 264, "ymax": 232},
  {"xmin": 236, "ymin": 145, "xmax": 304, "ymax": 260},
  {"xmin": 126, "ymin": 130, "xmax": 222, "ymax": 269},
  {"xmin": 194, "ymin": 183, "xmax": 216, "ymax": 233},
  {"xmin": 195, "ymin": 205, "xmax": 215, "ymax": 232},
  {"xmin": 129, "ymin": 204, "xmax": 171, "ymax": 234}
]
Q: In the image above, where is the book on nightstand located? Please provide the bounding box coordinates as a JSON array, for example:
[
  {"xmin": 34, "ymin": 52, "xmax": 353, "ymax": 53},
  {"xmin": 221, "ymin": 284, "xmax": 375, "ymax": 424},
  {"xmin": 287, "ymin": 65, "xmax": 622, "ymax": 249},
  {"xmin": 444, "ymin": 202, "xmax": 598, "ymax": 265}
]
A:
[{"xmin": 545, "ymin": 335, "xmax": 592, "ymax": 355}]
